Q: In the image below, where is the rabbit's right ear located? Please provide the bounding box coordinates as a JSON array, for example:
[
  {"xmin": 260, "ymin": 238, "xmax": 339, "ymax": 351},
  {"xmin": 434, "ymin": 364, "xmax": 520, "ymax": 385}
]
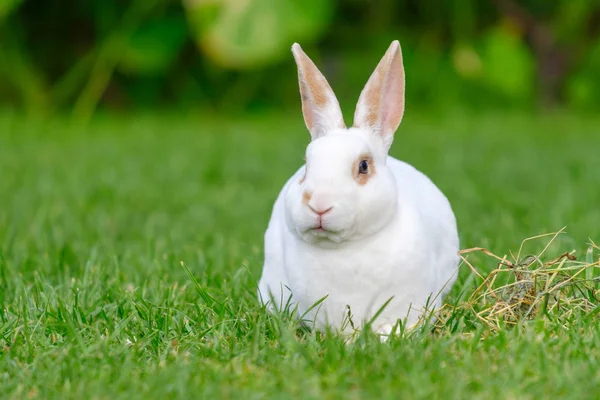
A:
[
  {"xmin": 292, "ymin": 43, "xmax": 346, "ymax": 140},
  {"xmin": 353, "ymin": 41, "xmax": 405, "ymax": 154}
]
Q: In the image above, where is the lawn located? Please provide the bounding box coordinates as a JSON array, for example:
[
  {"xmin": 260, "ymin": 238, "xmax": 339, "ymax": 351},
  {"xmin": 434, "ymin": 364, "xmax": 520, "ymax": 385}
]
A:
[{"xmin": 1, "ymin": 110, "xmax": 599, "ymax": 399}]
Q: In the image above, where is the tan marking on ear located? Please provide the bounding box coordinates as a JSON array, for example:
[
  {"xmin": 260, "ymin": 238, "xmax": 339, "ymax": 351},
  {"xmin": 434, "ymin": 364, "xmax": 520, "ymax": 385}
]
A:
[
  {"xmin": 363, "ymin": 65, "xmax": 387, "ymax": 127},
  {"xmin": 365, "ymin": 111, "xmax": 378, "ymax": 127},
  {"xmin": 292, "ymin": 43, "xmax": 346, "ymax": 138},
  {"xmin": 302, "ymin": 191, "xmax": 312, "ymax": 204},
  {"xmin": 302, "ymin": 62, "xmax": 328, "ymax": 107},
  {"xmin": 353, "ymin": 154, "xmax": 376, "ymax": 186},
  {"xmin": 294, "ymin": 47, "xmax": 329, "ymax": 112}
]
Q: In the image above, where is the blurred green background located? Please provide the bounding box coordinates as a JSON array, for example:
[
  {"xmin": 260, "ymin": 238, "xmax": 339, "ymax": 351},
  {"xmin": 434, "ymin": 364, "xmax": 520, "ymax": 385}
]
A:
[
  {"xmin": 2, "ymin": 3, "xmax": 600, "ymax": 397},
  {"xmin": 2, "ymin": 0, "xmax": 600, "ymax": 120}
]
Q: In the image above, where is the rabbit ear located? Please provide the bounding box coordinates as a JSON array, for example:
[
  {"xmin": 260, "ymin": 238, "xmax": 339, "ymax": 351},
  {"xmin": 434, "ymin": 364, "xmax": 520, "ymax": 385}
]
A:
[
  {"xmin": 353, "ymin": 41, "xmax": 405, "ymax": 153},
  {"xmin": 292, "ymin": 43, "xmax": 346, "ymax": 140}
]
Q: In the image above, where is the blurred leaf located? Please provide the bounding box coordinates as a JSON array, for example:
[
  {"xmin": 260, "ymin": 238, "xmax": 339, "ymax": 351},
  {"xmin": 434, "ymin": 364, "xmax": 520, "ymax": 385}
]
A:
[
  {"xmin": 479, "ymin": 24, "xmax": 535, "ymax": 100},
  {"xmin": 566, "ymin": 38, "xmax": 600, "ymax": 108},
  {"xmin": 183, "ymin": 0, "xmax": 334, "ymax": 69},
  {"xmin": 119, "ymin": 17, "xmax": 188, "ymax": 75},
  {"xmin": 0, "ymin": 0, "xmax": 23, "ymax": 21},
  {"xmin": 89, "ymin": 0, "xmax": 121, "ymax": 37},
  {"xmin": 567, "ymin": 75, "xmax": 594, "ymax": 108},
  {"xmin": 0, "ymin": 18, "xmax": 48, "ymax": 112},
  {"xmin": 450, "ymin": 0, "xmax": 475, "ymax": 41},
  {"xmin": 553, "ymin": 1, "xmax": 597, "ymax": 43},
  {"xmin": 451, "ymin": 43, "xmax": 483, "ymax": 79}
]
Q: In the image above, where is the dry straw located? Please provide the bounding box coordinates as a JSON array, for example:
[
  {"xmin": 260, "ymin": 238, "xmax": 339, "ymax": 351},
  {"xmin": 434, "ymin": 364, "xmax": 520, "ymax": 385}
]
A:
[{"xmin": 430, "ymin": 228, "xmax": 600, "ymax": 333}]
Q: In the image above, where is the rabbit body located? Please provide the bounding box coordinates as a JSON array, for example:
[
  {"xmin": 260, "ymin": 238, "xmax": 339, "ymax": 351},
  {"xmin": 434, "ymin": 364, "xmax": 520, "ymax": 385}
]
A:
[
  {"xmin": 257, "ymin": 41, "xmax": 459, "ymax": 335},
  {"xmin": 259, "ymin": 155, "xmax": 458, "ymax": 334}
]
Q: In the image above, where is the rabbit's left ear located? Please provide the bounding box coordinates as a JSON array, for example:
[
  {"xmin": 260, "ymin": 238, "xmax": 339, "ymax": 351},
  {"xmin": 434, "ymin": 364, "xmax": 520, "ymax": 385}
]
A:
[
  {"xmin": 353, "ymin": 41, "xmax": 405, "ymax": 153},
  {"xmin": 292, "ymin": 43, "xmax": 346, "ymax": 141}
]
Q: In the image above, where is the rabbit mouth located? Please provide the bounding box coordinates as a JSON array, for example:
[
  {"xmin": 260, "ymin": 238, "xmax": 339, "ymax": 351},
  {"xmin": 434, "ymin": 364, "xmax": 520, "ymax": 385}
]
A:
[
  {"xmin": 310, "ymin": 223, "xmax": 337, "ymax": 235},
  {"xmin": 297, "ymin": 222, "xmax": 345, "ymax": 244},
  {"xmin": 311, "ymin": 220, "xmax": 331, "ymax": 232}
]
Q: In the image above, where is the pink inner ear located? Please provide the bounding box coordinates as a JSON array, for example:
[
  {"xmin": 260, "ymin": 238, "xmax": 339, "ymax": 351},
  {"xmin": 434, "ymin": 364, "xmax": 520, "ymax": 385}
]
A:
[
  {"xmin": 380, "ymin": 49, "xmax": 405, "ymax": 137},
  {"xmin": 381, "ymin": 80, "xmax": 404, "ymax": 131},
  {"xmin": 353, "ymin": 41, "xmax": 405, "ymax": 148}
]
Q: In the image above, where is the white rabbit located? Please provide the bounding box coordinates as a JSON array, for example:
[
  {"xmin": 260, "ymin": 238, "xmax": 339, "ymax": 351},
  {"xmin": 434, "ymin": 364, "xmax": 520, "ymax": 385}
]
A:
[{"xmin": 257, "ymin": 41, "xmax": 459, "ymax": 338}]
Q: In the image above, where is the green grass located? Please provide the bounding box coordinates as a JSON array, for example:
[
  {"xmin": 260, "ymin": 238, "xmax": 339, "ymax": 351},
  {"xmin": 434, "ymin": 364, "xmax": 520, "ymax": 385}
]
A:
[{"xmin": 1, "ymin": 110, "xmax": 599, "ymax": 399}]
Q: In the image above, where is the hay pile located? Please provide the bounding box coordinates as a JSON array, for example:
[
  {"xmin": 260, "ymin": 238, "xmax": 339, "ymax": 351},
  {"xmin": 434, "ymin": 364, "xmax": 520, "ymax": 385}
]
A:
[{"xmin": 433, "ymin": 229, "xmax": 600, "ymax": 333}]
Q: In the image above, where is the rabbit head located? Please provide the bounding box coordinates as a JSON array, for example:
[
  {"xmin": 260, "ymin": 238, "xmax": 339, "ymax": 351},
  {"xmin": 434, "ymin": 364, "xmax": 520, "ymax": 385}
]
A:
[{"xmin": 285, "ymin": 41, "xmax": 406, "ymax": 245}]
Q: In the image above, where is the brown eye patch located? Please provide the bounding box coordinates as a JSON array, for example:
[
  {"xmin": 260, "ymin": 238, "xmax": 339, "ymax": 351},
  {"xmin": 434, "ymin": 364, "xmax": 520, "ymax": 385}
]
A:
[{"xmin": 353, "ymin": 154, "xmax": 375, "ymax": 185}]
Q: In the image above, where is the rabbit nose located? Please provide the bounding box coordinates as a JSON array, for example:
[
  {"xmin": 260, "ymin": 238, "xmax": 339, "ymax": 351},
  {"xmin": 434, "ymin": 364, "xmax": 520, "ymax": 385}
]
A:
[{"xmin": 308, "ymin": 204, "xmax": 333, "ymax": 216}]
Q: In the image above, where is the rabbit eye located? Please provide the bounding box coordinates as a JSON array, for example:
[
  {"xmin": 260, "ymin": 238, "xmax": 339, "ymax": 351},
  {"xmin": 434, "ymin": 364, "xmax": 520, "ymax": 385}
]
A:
[
  {"xmin": 358, "ymin": 160, "xmax": 369, "ymax": 174},
  {"xmin": 354, "ymin": 155, "xmax": 374, "ymax": 185}
]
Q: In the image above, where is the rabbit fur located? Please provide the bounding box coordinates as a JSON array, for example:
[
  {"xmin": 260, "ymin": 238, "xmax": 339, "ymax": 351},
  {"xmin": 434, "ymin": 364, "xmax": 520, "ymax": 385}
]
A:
[{"xmin": 257, "ymin": 41, "xmax": 459, "ymax": 337}]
